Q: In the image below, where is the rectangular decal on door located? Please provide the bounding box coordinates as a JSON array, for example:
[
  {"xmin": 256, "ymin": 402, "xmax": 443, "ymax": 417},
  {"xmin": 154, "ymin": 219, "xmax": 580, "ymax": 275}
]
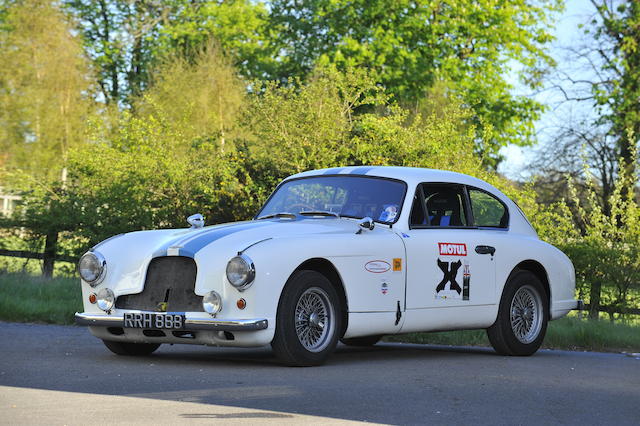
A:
[
  {"xmin": 438, "ymin": 242, "xmax": 467, "ymax": 256},
  {"xmin": 435, "ymin": 243, "xmax": 470, "ymax": 300}
]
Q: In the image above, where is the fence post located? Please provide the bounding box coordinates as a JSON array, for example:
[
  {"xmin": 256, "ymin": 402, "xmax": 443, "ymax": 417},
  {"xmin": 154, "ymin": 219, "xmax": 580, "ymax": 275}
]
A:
[
  {"xmin": 589, "ymin": 280, "xmax": 601, "ymax": 320},
  {"xmin": 42, "ymin": 230, "xmax": 58, "ymax": 279}
]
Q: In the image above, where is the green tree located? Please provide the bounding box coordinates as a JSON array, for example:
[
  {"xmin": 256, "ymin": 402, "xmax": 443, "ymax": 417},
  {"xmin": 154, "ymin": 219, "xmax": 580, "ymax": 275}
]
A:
[
  {"xmin": 136, "ymin": 44, "xmax": 246, "ymax": 152},
  {"xmin": 154, "ymin": 0, "xmax": 277, "ymax": 80},
  {"xmin": 64, "ymin": 0, "xmax": 273, "ymax": 104},
  {"xmin": 63, "ymin": 0, "xmax": 175, "ymax": 103},
  {"xmin": 0, "ymin": 0, "xmax": 92, "ymax": 181},
  {"xmin": 268, "ymin": 0, "xmax": 562, "ymax": 166},
  {"xmin": 588, "ymin": 0, "xmax": 640, "ymax": 198}
]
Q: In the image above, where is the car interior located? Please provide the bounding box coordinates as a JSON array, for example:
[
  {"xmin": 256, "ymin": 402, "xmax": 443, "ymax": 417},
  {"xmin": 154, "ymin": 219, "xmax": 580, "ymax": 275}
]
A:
[{"xmin": 410, "ymin": 184, "xmax": 468, "ymax": 227}]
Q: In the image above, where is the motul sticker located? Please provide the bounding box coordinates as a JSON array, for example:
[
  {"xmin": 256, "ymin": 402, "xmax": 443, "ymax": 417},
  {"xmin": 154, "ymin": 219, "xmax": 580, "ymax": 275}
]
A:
[
  {"xmin": 365, "ymin": 260, "xmax": 391, "ymax": 273},
  {"xmin": 438, "ymin": 242, "xmax": 467, "ymax": 256}
]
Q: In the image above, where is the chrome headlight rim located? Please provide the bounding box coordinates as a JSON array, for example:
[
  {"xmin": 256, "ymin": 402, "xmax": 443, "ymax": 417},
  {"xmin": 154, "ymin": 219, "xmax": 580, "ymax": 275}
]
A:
[
  {"xmin": 96, "ymin": 288, "xmax": 115, "ymax": 312},
  {"xmin": 226, "ymin": 254, "xmax": 256, "ymax": 291},
  {"xmin": 78, "ymin": 251, "xmax": 107, "ymax": 287}
]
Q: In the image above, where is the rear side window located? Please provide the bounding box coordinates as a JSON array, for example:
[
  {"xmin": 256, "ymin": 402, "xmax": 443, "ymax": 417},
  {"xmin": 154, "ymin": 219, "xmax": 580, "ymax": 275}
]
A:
[{"xmin": 468, "ymin": 188, "xmax": 508, "ymax": 228}]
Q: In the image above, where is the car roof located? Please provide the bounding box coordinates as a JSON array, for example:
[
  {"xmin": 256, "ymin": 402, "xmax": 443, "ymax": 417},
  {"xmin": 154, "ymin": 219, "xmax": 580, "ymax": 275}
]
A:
[{"xmin": 287, "ymin": 166, "xmax": 496, "ymax": 193}]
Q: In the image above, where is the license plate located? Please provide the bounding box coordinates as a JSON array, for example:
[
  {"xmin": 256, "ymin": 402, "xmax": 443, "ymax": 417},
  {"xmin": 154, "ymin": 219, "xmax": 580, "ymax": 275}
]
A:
[{"xmin": 123, "ymin": 312, "xmax": 185, "ymax": 329}]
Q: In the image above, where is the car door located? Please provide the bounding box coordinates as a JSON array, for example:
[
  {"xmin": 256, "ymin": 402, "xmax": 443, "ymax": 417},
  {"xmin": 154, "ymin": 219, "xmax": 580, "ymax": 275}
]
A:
[{"xmin": 403, "ymin": 183, "xmax": 497, "ymax": 309}]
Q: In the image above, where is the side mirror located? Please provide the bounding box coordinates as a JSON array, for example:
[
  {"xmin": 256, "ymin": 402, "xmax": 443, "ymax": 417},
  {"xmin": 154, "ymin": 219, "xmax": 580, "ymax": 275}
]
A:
[
  {"xmin": 187, "ymin": 213, "xmax": 205, "ymax": 229},
  {"xmin": 358, "ymin": 217, "xmax": 375, "ymax": 231}
]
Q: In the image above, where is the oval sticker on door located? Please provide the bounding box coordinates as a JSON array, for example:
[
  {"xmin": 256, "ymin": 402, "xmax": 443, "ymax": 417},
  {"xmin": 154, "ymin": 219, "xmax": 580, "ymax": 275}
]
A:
[{"xmin": 365, "ymin": 260, "xmax": 391, "ymax": 273}]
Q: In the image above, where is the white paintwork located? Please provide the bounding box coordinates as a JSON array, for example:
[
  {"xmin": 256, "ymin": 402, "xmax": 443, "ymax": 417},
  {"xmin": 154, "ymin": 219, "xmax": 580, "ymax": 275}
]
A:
[{"xmin": 79, "ymin": 166, "xmax": 577, "ymax": 347}]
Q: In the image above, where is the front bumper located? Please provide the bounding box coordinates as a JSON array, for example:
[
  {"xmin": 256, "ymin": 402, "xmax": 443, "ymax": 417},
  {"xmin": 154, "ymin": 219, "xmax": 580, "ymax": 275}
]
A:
[{"xmin": 74, "ymin": 312, "xmax": 269, "ymax": 331}]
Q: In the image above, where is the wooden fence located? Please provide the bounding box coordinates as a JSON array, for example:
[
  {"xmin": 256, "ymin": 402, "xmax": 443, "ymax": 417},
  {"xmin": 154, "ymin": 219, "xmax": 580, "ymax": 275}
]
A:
[{"xmin": 0, "ymin": 249, "xmax": 77, "ymax": 264}]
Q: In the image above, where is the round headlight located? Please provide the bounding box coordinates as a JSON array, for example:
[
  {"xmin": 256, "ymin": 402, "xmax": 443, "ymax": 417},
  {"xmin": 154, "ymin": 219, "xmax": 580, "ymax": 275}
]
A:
[
  {"xmin": 226, "ymin": 254, "xmax": 255, "ymax": 291},
  {"xmin": 203, "ymin": 291, "xmax": 222, "ymax": 315},
  {"xmin": 96, "ymin": 288, "xmax": 115, "ymax": 312},
  {"xmin": 78, "ymin": 251, "xmax": 106, "ymax": 287}
]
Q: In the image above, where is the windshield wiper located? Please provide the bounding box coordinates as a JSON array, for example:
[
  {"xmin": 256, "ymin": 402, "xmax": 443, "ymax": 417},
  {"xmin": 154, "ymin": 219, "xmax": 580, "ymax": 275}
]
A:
[
  {"xmin": 256, "ymin": 212, "xmax": 297, "ymax": 220},
  {"xmin": 298, "ymin": 211, "xmax": 340, "ymax": 218}
]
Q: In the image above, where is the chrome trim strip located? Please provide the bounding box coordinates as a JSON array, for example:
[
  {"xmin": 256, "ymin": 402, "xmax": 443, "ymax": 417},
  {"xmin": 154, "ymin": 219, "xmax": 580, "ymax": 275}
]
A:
[{"xmin": 74, "ymin": 312, "xmax": 268, "ymax": 331}]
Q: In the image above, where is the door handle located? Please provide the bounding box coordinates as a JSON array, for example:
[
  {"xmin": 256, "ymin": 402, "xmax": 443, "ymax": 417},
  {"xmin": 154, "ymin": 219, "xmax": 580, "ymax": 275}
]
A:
[{"xmin": 475, "ymin": 245, "xmax": 496, "ymax": 256}]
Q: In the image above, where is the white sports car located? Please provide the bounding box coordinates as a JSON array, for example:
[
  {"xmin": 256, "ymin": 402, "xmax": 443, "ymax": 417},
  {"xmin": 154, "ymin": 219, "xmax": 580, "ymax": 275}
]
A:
[{"xmin": 76, "ymin": 166, "xmax": 580, "ymax": 366}]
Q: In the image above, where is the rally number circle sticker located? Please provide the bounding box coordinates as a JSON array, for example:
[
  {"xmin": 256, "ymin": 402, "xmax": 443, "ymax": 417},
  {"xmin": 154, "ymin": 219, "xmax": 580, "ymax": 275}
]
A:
[{"xmin": 365, "ymin": 260, "xmax": 391, "ymax": 273}]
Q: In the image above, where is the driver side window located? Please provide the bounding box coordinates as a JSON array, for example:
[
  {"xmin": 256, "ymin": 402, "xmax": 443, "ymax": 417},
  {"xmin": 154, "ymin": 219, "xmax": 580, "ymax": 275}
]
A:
[{"xmin": 410, "ymin": 184, "xmax": 469, "ymax": 228}]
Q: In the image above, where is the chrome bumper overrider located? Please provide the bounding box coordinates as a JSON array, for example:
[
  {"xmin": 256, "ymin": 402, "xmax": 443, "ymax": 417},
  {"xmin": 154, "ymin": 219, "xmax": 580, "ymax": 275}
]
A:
[{"xmin": 74, "ymin": 312, "xmax": 268, "ymax": 331}]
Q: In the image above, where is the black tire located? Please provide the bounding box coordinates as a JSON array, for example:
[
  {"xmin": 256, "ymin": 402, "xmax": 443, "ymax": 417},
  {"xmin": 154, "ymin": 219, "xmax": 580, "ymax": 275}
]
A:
[
  {"xmin": 487, "ymin": 270, "xmax": 549, "ymax": 356},
  {"xmin": 102, "ymin": 340, "xmax": 161, "ymax": 356},
  {"xmin": 340, "ymin": 335, "xmax": 382, "ymax": 347},
  {"xmin": 271, "ymin": 270, "xmax": 342, "ymax": 366}
]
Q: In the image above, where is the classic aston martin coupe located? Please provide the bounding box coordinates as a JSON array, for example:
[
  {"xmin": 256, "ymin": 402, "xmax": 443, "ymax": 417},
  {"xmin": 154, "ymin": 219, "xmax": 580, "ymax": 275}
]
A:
[{"xmin": 76, "ymin": 166, "xmax": 580, "ymax": 365}]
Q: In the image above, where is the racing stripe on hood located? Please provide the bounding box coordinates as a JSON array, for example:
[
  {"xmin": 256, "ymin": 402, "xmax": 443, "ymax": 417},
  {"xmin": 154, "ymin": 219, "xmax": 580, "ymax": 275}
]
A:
[
  {"xmin": 177, "ymin": 221, "xmax": 273, "ymax": 258},
  {"xmin": 151, "ymin": 222, "xmax": 244, "ymax": 258}
]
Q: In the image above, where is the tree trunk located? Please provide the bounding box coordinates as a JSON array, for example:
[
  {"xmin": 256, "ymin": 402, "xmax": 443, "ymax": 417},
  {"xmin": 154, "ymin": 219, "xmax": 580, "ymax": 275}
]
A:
[
  {"xmin": 589, "ymin": 281, "xmax": 602, "ymax": 320},
  {"xmin": 42, "ymin": 230, "xmax": 58, "ymax": 279}
]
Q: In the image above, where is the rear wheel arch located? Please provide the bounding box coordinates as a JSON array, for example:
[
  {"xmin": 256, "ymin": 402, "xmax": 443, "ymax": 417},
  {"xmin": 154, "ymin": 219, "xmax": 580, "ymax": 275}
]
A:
[
  {"xmin": 291, "ymin": 258, "xmax": 349, "ymax": 337},
  {"xmin": 492, "ymin": 260, "xmax": 551, "ymax": 327},
  {"xmin": 512, "ymin": 260, "xmax": 551, "ymax": 305}
]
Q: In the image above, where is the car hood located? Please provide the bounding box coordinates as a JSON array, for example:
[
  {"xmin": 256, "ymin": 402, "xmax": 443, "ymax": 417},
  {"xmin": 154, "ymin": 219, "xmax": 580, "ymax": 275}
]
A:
[
  {"xmin": 91, "ymin": 218, "xmax": 365, "ymax": 294},
  {"xmin": 94, "ymin": 217, "xmax": 363, "ymax": 261}
]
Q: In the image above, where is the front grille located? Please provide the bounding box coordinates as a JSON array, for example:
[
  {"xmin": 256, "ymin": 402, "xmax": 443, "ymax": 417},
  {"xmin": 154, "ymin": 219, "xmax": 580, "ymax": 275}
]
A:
[{"xmin": 116, "ymin": 256, "xmax": 203, "ymax": 312}]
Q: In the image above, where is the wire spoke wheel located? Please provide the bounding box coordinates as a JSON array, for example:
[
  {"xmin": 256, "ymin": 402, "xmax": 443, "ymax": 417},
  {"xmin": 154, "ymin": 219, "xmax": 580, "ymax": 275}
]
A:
[
  {"xmin": 510, "ymin": 285, "xmax": 543, "ymax": 344},
  {"xmin": 294, "ymin": 287, "xmax": 335, "ymax": 353}
]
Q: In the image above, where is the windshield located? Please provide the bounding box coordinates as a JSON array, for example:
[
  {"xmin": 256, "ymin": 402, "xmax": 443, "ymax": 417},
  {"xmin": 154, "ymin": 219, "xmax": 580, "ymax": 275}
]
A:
[{"xmin": 257, "ymin": 175, "xmax": 407, "ymax": 224}]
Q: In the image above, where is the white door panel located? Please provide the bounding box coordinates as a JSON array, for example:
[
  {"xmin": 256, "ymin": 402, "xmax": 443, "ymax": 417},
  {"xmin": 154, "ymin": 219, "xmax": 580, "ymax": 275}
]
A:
[{"xmin": 404, "ymin": 229, "xmax": 496, "ymax": 309}]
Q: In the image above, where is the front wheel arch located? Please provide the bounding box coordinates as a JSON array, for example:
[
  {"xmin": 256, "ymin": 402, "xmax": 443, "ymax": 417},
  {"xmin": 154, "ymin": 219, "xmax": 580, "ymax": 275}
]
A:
[{"xmin": 290, "ymin": 258, "xmax": 349, "ymax": 337}]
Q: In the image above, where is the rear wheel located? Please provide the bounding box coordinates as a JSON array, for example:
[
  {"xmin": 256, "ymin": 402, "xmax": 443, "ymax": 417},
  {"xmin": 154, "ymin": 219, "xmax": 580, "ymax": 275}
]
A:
[
  {"xmin": 487, "ymin": 270, "xmax": 548, "ymax": 356},
  {"xmin": 102, "ymin": 340, "xmax": 161, "ymax": 356},
  {"xmin": 340, "ymin": 335, "xmax": 382, "ymax": 347},
  {"xmin": 271, "ymin": 270, "xmax": 342, "ymax": 366}
]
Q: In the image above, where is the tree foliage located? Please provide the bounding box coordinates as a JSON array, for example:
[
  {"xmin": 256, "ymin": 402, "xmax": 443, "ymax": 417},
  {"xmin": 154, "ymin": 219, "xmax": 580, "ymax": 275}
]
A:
[
  {"xmin": 588, "ymin": 0, "xmax": 640, "ymax": 195},
  {"xmin": 0, "ymin": 0, "xmax": 92, "ymax": 181},
  {"xmin": 533, "ymin": 152, "xmax": 640, "ymax": 317},
  {"xmin": 268, "ymin": 0, "xmax": 562, "ymax": 165},
  {"xmin": 136, "ymin": 43, "xmax": 246, "ymax": 151},
  {"xmin": 63, "ymin": 0, "xmax": 274, "ymax": 104},
  {"xmin": 62, "ymin": 0, "xmax": 563, "ymax": 165}
]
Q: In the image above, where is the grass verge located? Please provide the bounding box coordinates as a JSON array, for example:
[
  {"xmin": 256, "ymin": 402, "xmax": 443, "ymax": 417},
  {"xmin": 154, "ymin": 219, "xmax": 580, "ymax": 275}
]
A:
[
  {"xmin": 1, "ymin": 272, "xmax": 639, "ymax": 353},
  {"xmin": 0, "ymin": 273, "xmax": 81, "ymax": 325},
  {"xmin": 385, "ymin": 315, "xmax": 640, "ymax": 353}
]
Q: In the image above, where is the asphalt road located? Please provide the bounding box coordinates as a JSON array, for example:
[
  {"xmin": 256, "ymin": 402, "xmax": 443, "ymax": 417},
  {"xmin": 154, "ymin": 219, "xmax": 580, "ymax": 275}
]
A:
[{"xmin": 0, "ymin": 322, "xmax": 638, "ymax": 425}]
